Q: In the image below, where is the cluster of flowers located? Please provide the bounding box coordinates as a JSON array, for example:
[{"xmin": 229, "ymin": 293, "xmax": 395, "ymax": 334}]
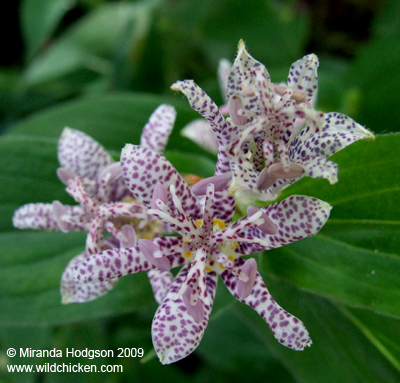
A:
[{"xmin": 13, "ymin": 41, "xmax": 373, "ymax": 364}]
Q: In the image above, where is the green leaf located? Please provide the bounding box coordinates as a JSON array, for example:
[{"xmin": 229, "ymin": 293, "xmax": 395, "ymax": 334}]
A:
[
  {"xmin": 338, "ymin": 305, "xmax": 400, "ymax": 373},
  {"xmin": 260, "ymin": 134, "xmax": 400, "ymax": 318},
  {"xmin": 21, "ymin": 1, "xmax": 162, "ymax": 88},
  {"xmin": 0, "ymin": 136, "xmax": 65, "ymax": 232},
  {"xmin": 5, "ymin": 92, "xmax": 207, "ymax": 156},
  {"xmin": 20, "ymin": 0, "xmax": 74, "ymax": 59},
  {"xmin": 162, "ymin": 0, "xmax": 309, "ymax": 70},
  {"xmin": 0, "ymin": 230, "xmax": 157, "ymax": 326},
  {"xmin": 202, "ymin": 277, "xmax": 400, "ymax": 382},
  {"xmin": 347, "ymin": 0, "xmax": 400, "ymax": 133}
]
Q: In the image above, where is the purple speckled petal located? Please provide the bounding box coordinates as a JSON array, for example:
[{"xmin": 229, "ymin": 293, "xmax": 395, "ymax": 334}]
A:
[
  {"xmin": 13, "ymin": 203, "xmax": 59, "ymax": 231},
  {"xmin": 291, "ymin": 112, "xmax": 374, "ymax": 160},
  {"xmin": 181, "ymin": 119, "xmax": 219, "ymax": 155},
  {"xmin": 61, "ymin": 252, "xmax": 117, "ymax": 303},
  {"xmin": 221, "ymin": 258, "xmax": 311, "ymax": 350},
  {"xmin": 152, "ymin": 263, "xmax": 218, "ymax": 364},
  {"xmin": 140, "ymin": 104, "xmax": 176, "ymax": 153},
  {"xmin": 73, "ymin": 245, "xmax": 152, "ymax": 283},
  {"xmin": 171, "ymin": 80, "xmax": 226, "ymax": 137},
  {"xmin": 171, "ymin": 76, "xmax": 239, "ymax": 178},
  {"xmin": 297, "ymin": 156, "xmax": 338, "ymax": 184},
  {"xmin": 227, "ymin": 39, "xmax": 271, "ymax": 100},
  {"xmin": 147, "ymin": 269, "xmax": 174, "ymax": 305},
  {"xmin": 74, "ymin": 236, "xmax": 185, "ymax": 283},
  {"xmin": 58, "ymin": 128, "xmax": 114, "ymax": 181},
  {"xmin": 12, "ymin": 203, "xmax": 87, "ymax": 231},
  {"xmin": 238, "ymin": 195, "xmax": 332, "ymax": 255},
  {"xmin": 287, "ymin": 54, "xmax": 319, "ymax": 101},
  {"xmin": 121, "ymin": 145, "xmax": 202, "ymax": 220}
]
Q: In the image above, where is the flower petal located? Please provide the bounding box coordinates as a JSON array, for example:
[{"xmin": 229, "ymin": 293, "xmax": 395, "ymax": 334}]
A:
[
  {"xmin": 12, "ymin": 203, "xmax": 86, "ymax": 231},
  {"xmin": 227, "ymin": 39, "xmax": 271, "ymax": 100},
  {"xmin": 171, "ymin": 80, "xmax": 226, "ymax": 136},
  {"xmin": 291, "ymin": 112, "xmax": 374, "ymax": 160},
  {"xmin": 180, "ymin": 119, "xmax": 219, "ymax": 154},
  {"xmin": 298, "ymin": 156, "xmax": 338, "ymax": 184},
  {"xmin": 121, "ymin": 145, "xmax": 202, "ymax": 220},
  {"xmin": 287, "ymin": 54, "xmax": 319, "ymax": 101},
  {"xmin": 221, "ymin": 258, "xmax": 311, "ymax": 350},
  {"xmin": 152, "ymin": 264, "xmax": 218, "ymax": 364},
  {"xmin": 147, "ymin": 269, "xmax": 174, "ymax": 305},
  {"xmin": 61, "ymin": 252, "xmax": 117, "ymax": 303},
  {"xmin": 74, "ymin": 236, "xmax": 185, "ymax": 283},
  {"xmin": 140, "ymin": 104, "xmax": 176, "ymax": 153},
  {"xmin": 58, "ymin": 128, "xmax": 114, "ymax": 181},
  {"xmin": 238, "ymin": 195, "xmax": 332, "ymax": 254},
  {"xmin": 73, "ymin": 245, "xmax": 152, "ymax": 283}
]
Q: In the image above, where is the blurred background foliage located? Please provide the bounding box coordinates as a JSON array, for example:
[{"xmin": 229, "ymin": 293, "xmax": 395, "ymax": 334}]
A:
[{"xmin": 1, "ymin": 0, "xmax": 400, "ymax": 382}]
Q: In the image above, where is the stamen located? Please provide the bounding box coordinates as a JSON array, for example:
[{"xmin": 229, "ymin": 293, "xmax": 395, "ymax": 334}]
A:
[
  {"xmin": 215, "ymin": 252, "xmax": 249, "ymax": 282},
  {"xmin": 191, "ymin": 175, "xmax": 231, "ymax": 195},
  {"xmin": 57, "ymin": 167, "xmax": 76, "ymax": 185},
  {"xmin": 151, "ymin": 182, "xmax": 167, "ymax": 210},
  {"xmin": 98, "ymin": 162, "xmax": 122, "ymax": 185},
  {"xmin": 52, "ymin": 201, "xmax": 71, "ymax": 232},
  {"xmin": 247, "ymin": 206, "xmax": 277, "ymax": 234},
  {"xmin": 228, "ymin": 95, "xmax": 247, "ymax": 126},
  {"xmin": 139, "ymin": 239, "xmax": 171, "ymax": 272},
  {"xmin": 257, "ymin": 167, "xmax": 277, "ymax": 190},
  {"xmin": 182, "ymin": 287, "xmax": 205, "ymax": 323},
  {"xmin": 268, "ymin": 162, "xmax": 305, "ymax": 179},
  {"xmin": 237, "ymin": 258, "xmax": 258, "ymax": 299},
  {"xmin": 119, "ymin": 225, "xmax": 137, "ymax": 248}
]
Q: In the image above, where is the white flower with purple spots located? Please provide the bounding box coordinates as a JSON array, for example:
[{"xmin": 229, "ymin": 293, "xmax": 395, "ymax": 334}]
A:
[
  {"xmin": 172, "ymin": 40, "xmax": 374, "ymax": 203},
  {"xmin": 13, "ymin": 104, "xmax": 178, "ymax": 304},
  {"xmin": 71, "ymin": 145, "xmax": 332, "ymax": 364}
]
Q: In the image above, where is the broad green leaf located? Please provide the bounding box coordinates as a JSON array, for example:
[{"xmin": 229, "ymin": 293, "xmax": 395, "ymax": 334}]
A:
[
  {"xmin": 261, "ymin": 134, "xmax": 400, "ymax": 318},
  {"xmin": 21, "ymin": 1, "xmax": 162, "ymax": 87},
  {"xmin": 0, "ymin": 230, "xmax": 156, "ymax": 326},
  {"xmin": 347, "ymin": 0, "xmax": 400, "ymax": 133},
  {"xmin": 20, "ymin": 0, "xmax": 74, "ymax": 59},
  {"xmin": 347, "ymin": 36, "xmax": 400, "ymax": 133},
  {"xmin": 202, "ymin": 277, "xmax": 400, "ymax": 382},
  {"xmin": 161, "ymin": 0, "xmax": 309, "ymax": 71},
  {"xmin": 5, "ymin": 92, "xmax": 206, "ymax": 156},
  {"xmin": 339, "ymin": 305, "xmax": 400, "ymax": 373},
  {"xmin": 0, "ymin": 136, "xmax": 65, "ymax": 232}
]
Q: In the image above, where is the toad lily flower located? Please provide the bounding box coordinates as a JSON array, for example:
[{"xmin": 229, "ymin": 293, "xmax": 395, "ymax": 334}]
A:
[
  {"xmin": 226, "ymin": 40, "xmax": 374, "ymax": 201},
  {"xmin": 13, "ymin": 104, "xmax": 178, "ymax": 304},
  {"xmin": 72, "ymin": 144, "xmax": 332, "ymax": 364},
  {"xmin": 173, "ymin": 40, "xmax": 374, "ymax": 202}
]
